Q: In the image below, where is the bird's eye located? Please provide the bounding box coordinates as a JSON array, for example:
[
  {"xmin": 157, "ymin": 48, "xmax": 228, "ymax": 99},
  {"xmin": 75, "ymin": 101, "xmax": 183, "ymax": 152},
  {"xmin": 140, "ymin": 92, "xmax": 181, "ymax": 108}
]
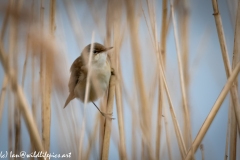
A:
[{"xmin": 93, "ymin": 50, "xmax": 98, "ymax": 54}]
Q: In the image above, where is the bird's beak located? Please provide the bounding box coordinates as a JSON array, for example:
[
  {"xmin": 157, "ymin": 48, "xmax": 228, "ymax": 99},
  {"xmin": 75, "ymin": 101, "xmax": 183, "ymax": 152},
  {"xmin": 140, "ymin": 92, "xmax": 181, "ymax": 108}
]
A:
[
  {"xmin": 103, "ymin": 47, "xmax": 113, "ymax": 53},
  {"xmin": 106, "ymin": 47, "xmax": 113, "ymax": 51}
]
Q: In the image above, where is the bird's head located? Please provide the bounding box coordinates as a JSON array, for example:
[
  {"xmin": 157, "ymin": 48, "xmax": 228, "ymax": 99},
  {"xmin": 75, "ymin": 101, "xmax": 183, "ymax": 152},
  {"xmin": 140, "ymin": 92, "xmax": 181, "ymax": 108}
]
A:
[{"xmin": 81, "ymin": 43, "xmax": 113, "ymax": 64}]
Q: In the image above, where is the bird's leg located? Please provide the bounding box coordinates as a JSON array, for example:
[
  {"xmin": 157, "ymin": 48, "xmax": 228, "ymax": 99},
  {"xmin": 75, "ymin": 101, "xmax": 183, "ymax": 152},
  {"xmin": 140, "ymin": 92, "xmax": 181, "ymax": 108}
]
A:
[{"xmin": 92, "ymin": 101, "xmax": 114, "ymax": 119}]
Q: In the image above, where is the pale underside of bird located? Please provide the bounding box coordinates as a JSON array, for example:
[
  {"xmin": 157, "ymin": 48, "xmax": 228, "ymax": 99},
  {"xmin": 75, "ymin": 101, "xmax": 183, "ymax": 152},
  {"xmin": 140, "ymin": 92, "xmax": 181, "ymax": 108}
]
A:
[{"xmin": 64, "ymin": 43, "xmax": 113, "ymax": 118}]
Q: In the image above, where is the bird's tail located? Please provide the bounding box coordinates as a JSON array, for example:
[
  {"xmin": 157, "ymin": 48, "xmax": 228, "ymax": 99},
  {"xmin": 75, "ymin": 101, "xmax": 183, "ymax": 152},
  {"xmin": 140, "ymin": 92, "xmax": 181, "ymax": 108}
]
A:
[{"xmin": 64, "ymin": 93, "xmax": 75, "ymax": 108}]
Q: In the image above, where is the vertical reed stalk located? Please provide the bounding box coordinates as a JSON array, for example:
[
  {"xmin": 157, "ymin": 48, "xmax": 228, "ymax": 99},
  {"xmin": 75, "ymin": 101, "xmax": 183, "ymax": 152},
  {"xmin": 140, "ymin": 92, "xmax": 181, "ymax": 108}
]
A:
[
  {"xmin": 109, "ymin": 1, "xmax": 127, "ymax": 157},
  {"xmin": 164, "ymin": 114, "xmax": 172, "ymax": 160},
  {"xmin": 124, "ymin": 0, "xmax": 153, "ymax": 158},
  {"xmin": 22, "ymin": 0, "xmax": 34, "ymax": 89},
  {"xmin": 103, "ymin": 2, "xmax": 127, "ymax": 159},
  {"xmin": 5, "ymin": 3, "xmax": 14, "ymax": 152},
  {"xmin": 29, "ymin": 5, "xmax": 37, "ymax": 159},
  {"xmin": 9, "ymin": 0, "xmax": 22, "ymax": 156},
  {"xmin": 0, "ymin": 77, "xmax": 8, "ymax": 126},
  {"xmin": 170, "ymin": 1, "xmax": 192, "ymax": 156},
  {"xmin": 131, "ymin": 105, "xmax": 137, "ymax": 160},
  {"xmin": 160, "ymin": 0, "xmax": 168, "ymax": 66},
  {"xmin": 113, "ymin": 37, "xmax": 127, "ymax": 160},
  {"xmin": 156, "ymin": 76, "xmax": 163, "ymax": 160},
  {"xmin": 179, "ymin": 0, "xmax": 191, "ymax": 149},
  {"xmin": 156, "ymin": 0, "xmax": 168, "ymax": 158},
  {"xmin": 31, "ymin": 52, "xmax": 36, "ymax": 160},
  {"xmin": 22, "ymin": 0, "xmax": 35, "ymax": 89},
  {"xmin": 224, "ymin": 102, "xmax": 231, "ymax": 160},
  {"xmin": 158, "ymin": 54, "xmax": 187, "ymax": 158},
  {"xmin": 229, "ymin": 0, "xmax": 240, "ymax": 158},
  {"xmin": 22, "ymin": 45, "xmax": 29, "ymax": 88},
  {"xmin": 211, "ymin": 0, "xmax": 240, "ymax": 130},
  {"xmin": 99, "ymin": 95, "xmax": 107, "ymax": 158},
  {"xmin": 40, "ymin": 0, "xmax": 46, "ymax": 152},
  {"xmin": 42, "ymin": 0, "xmax": 55, "ymax": 153},
  {"xmin": 115, "ymin": 83, "xmax": 127, "ymax": 159},
  {"xmin": 229, "ymin": 103, "xmax": 237, "ymax": 160},
  {"xmin": 8, "ymin": 86, "xmax": 13, "ymax": 154},
  {"xmin": 21, "ymin": 1, "xmax": 35, "ymax": 156},
  {"xmin": 29, "ymin": 0, "xmax": 36, "ymax": 119},
  {"xmin": 101, "ymin": 74, "xmax": 116, "ymax": 160}
]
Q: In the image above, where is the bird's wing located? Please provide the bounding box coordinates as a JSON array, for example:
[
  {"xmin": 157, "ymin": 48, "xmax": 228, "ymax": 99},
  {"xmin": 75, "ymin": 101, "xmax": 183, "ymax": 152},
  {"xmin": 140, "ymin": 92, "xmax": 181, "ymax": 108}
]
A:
[{"xmin": 68, "ymin": 56, "xmax": 83, "ymax": 93}]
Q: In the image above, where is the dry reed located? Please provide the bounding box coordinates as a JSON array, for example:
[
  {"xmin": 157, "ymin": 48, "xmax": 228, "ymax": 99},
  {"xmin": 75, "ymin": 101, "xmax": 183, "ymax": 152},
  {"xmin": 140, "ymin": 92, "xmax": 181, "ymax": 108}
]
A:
[
  {"xmin": 229, "ymin": 0, "xmax": 240, "ymax": 159},
  {"xmin": 170, "ymin": 0, "xmax": 193, "ymax": 154},
  {"xmin": 224, "ymin": 101, "xmax": 231, "ymax": 160},
  {"xmin": 101, "ymin": 74, "xmax": 116, "ymax": 160},
  {"xmin": 211, "ymin": 0, "xmax": 240, "ymax": 130},
  {"xmin": 185, "ymin": 61, "xmax": 240, "ymax": 160},
  {"xmin": 0, "ymin": 41, "xmax": 44, "ymax": 159},
  {"xmin": 125, "ymin": 0, "xmax": 153, "ymax": 159},
  {"xmin": 0, "ymin": 76, "xmax": 7, "ymax": 126}
]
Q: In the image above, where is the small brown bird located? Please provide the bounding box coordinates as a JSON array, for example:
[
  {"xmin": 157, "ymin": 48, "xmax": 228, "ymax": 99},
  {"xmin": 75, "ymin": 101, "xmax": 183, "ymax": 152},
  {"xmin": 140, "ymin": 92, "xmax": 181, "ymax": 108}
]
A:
[{"xmin": 64, "ymin": 43, "xmax": 113, "ymax": 117}]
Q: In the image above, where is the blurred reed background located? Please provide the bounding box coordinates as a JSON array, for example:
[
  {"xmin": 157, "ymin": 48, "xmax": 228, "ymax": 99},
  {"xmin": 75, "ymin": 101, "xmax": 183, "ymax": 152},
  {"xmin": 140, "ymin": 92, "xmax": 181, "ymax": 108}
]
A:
[{"xmin": 0, "ymin": 0, "xmax": 239, "ymax": 160}]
